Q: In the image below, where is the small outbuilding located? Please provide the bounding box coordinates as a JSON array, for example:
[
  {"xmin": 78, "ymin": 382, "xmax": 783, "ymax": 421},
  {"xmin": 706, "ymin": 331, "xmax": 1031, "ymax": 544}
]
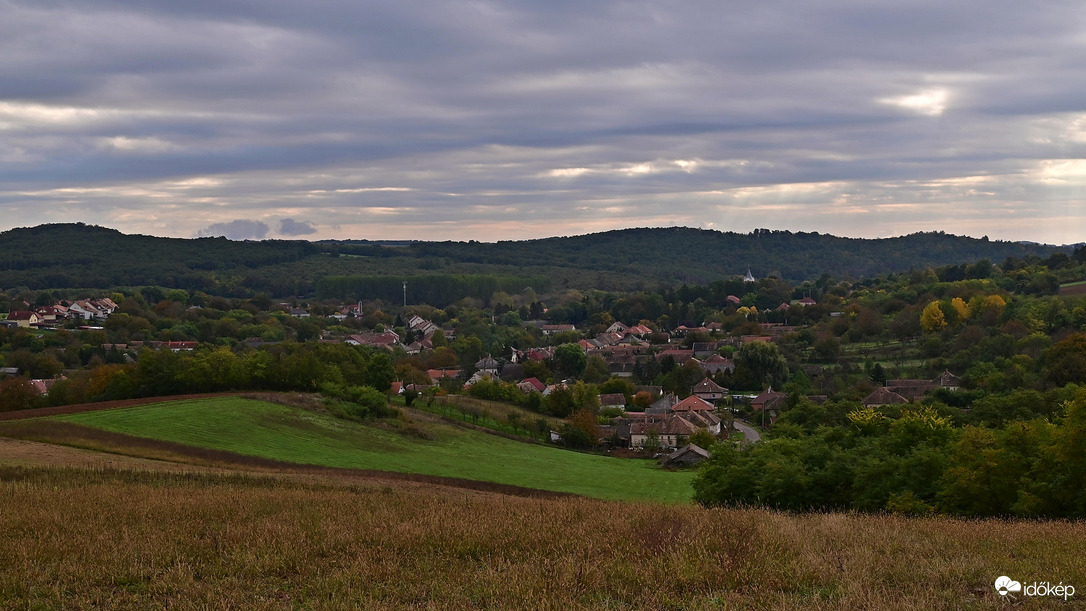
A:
[{"xmin": 660, "ymin": 444, "xmax": 711, "ymax": 467}]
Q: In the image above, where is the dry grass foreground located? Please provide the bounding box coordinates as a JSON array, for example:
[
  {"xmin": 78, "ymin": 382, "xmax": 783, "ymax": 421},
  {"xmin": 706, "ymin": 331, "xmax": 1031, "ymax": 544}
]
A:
[{"xmin": 3, "ymin": 462, "xmax": 1085, "ymax": 610}]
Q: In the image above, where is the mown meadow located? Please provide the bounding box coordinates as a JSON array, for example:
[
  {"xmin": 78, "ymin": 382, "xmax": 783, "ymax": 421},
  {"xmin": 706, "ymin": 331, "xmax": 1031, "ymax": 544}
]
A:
[
  {"xmin": 30, "ymin": 396, "xmax": 694, "ymax": 502},
  {"xmin": 2, "ymin": 465, "xmax": 1084, "ymax": 609}
]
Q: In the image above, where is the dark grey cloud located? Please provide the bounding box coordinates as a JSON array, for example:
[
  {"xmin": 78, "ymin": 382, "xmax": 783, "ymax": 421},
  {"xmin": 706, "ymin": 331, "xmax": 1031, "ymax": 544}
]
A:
[
  {"xmin": 0, "ymin": 0, "xmax": 1084, "ymax": 244},
  {"xmin": 196, "ymin": 220, "xmax": 270, "ymax": 240},
  {"xmin": 278, "ymin": 218, "xmax": 317, "ymax": 236}
]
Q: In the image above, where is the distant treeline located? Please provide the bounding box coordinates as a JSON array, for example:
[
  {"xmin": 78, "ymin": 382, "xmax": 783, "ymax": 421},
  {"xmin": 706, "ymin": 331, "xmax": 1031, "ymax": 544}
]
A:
[
  {"xmin": 315, "ymin": 274, "xmax": 552, "ymax": 307},
  {"xmin": 0, "ymin": 223, "xmax": 1072, "ymax": 297}
]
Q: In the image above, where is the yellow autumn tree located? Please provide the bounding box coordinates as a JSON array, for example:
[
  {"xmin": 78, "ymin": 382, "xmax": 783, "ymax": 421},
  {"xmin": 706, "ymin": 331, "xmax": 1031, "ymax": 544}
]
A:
[
  {"xmin": 921, "ymin": 301, "xmax": 947, "ymax": 333},
  {"xmin": 950, "ymin": 297, "xmax": 969, "ymax": 322}
]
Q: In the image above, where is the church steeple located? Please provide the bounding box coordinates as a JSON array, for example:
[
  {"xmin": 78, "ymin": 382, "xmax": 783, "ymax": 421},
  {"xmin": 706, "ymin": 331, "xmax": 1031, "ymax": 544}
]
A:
[{"xmin": 744, "ymin": 268, "xmax": 756, "ymax": 282}]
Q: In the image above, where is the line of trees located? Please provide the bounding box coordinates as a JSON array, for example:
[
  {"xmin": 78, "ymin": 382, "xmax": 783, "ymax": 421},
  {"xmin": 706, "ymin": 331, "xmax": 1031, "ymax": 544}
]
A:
[{"xmin": 0, "ymin": 342, "xmax": 395, "ymax": 412}]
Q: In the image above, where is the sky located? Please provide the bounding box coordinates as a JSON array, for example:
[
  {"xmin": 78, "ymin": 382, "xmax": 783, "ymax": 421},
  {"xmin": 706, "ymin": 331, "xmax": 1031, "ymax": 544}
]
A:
[{"xmin": 1, "ymin": 1, "xmax": 1085, "ymax": 244}]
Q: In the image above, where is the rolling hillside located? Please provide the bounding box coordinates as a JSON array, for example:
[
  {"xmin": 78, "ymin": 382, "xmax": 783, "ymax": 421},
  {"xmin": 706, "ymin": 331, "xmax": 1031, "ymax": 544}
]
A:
[{"xmin": 36, "ymin": 397, "xmax": 694, "ymax": 503}]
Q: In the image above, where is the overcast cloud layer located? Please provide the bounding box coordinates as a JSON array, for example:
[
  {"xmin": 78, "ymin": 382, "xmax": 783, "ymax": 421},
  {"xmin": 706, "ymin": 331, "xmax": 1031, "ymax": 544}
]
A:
[{"xmin": 1, "ymin": 1, "xmax": 1084, "ymax": 243}]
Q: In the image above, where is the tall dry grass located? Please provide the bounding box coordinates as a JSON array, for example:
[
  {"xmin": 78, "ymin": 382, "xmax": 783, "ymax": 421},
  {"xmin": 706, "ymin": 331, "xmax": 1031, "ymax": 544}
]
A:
[{"xmin": 2, "ymin": 466, "xmax": 1084, "ymax": 609}]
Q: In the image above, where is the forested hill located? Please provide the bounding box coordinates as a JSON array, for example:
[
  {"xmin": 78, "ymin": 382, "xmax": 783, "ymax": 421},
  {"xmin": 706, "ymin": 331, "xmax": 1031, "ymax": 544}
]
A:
[
  {"xmin": 0, "ymin": 224, "xmax": 318, "ymax": 294},
  {"xmin": 410, "ymin": 227, "xmax": 1069, "ymax": 284},
  {"xmin": 0, "ymin": 223, "xmax": 1071, "ymax": 297}
]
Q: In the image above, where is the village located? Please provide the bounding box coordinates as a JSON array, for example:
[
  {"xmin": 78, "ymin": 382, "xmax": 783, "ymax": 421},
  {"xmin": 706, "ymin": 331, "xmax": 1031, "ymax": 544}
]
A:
[{"xmin": 1, "ymin": 287, "xmax": 968, "ymax": 468}]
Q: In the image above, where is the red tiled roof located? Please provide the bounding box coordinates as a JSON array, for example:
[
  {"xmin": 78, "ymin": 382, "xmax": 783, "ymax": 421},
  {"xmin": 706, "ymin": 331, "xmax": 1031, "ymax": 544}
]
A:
[
  {"xmin": 520, "ymin": 377, "xmax": 546, "ymax": 392},
  {"xmin": 673, "ymin": 395, "xmax": 715, "ymax": 412}
]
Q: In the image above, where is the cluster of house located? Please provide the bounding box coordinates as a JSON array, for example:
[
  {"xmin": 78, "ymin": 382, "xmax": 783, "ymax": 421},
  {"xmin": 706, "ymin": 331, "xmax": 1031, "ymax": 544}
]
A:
[
  {"xmin": 342, "ymin": 314, "xmax": 453, "ymax": 354},
  {"xmin": 607, "ymin": 392, "xmax": 724, "ymax": 449},
  {"xmin": 748, "ymin": 370, "xmax": 963, "ymax": 424},
  {"xmin": 571, "ymin": 319, "xmax": 810, "ymax": 379},
  {"xmin": 1, "ymin": 298, "xmax": 118, "ymax": 328}
]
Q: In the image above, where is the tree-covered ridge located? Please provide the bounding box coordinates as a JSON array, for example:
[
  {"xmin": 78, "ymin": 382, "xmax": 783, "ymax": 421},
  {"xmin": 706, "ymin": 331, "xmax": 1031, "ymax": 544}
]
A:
[
  {"xmin": 0, "ymin": 224, "xmax": 317, "ymax": 293},
  {"xmin": 0, "ymin": 223, "xmax": 1074, "ymax": 297},
  {"xmin": 413, "ymin": 227, "xmax": 1071, "ymax": 283}
]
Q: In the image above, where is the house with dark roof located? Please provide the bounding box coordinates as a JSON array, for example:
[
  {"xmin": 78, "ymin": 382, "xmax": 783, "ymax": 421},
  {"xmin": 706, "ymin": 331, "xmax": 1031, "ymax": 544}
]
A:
[
  {"xmin": 646, "ymin": 393, "xmax": 679, "ymax": 415},
  {"xmin": 691, "ymin": 377, "xmax": 728, "ymax": 402},
  {"xmin": 405, "ymin": 337, "xmax": 434, "ymax": 354},
  {"xmin": 699, "ymin": 354, "xmax": 735, "ymax": 375},
  {"xmin": 599, "ymin": 393, "xmax": 627, "ymax": 410},
  {"xmin": 884, "ymin": 370, "xmax": 961, "ymax": 401},
  {"xmin": 932, "ymin": 370, "xmax": 961, "ymax": 390},
  {"xmin": 862, "ymin": 387, "xmax": 909, "ymax": 407},
  {"xmin": 5, "ymin": 311, "xmax": 40, "ymax": 328},
  {"xmin": 659, "ymin": 444, "xmax": 712, "ymax": 467},
  {"xmin": 605, "ymin": 354, "xmax": 638, "ymax": 377},
  {"xmin": 654, "ymin": 349, "xmax": 695, "ymax": 365},
  {"xmin": 475, "ymin": 355, "xmax": 500, "ymax": 374},
  {"xmin": 751, "ymin": 387, "xmax": 787, "ymax": 413}
]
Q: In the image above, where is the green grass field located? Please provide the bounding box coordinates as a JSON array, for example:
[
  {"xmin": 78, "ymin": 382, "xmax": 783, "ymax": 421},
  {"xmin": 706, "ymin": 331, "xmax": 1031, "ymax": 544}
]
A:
[{"xmin": 51, "ymin": 398, "xmax": 694, "ymax": 503}]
